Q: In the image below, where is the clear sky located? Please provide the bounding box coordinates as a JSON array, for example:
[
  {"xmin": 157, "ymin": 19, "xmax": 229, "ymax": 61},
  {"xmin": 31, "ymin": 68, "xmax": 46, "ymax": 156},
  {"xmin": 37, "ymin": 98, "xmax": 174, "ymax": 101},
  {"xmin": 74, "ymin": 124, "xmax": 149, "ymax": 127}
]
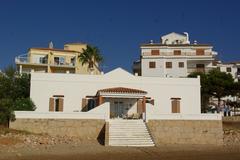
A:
[{"xmin": 0, "ymin": 0, "xmax": 240, "ymax": 72}]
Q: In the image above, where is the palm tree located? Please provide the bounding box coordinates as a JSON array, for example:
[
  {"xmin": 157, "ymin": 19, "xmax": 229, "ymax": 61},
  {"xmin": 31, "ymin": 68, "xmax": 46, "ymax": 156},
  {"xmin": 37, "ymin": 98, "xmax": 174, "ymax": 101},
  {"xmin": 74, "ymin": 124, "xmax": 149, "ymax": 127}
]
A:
[{"xmin": 79, "ymin": 45, "xmax": 103, "ymax": 73}]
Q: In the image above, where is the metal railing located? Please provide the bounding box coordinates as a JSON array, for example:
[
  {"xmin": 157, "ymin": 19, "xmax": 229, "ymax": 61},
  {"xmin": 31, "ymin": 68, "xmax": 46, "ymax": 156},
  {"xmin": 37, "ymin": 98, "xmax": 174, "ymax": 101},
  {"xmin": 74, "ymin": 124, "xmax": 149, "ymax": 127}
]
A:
[
  {"xmin": 15, "ymin": 54, "xmax": 76, "ymax": 67},
  {"xmin": 142, "ymin": 52, "xmax": 212, "ymax": 56}
]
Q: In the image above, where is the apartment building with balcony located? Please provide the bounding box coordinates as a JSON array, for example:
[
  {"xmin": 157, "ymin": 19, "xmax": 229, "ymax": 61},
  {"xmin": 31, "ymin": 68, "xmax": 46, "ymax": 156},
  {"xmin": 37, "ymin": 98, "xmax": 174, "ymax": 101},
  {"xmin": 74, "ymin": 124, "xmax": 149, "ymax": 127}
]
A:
[
  {"xmin": 133, "ymin": 32, "xmax": 217, "ymax": 77},
  {"xmin": 15, "ymin": 42, "xmax": 101, "ymax": 74},
  {"xmin": 217, "ymin": 61, "xmax": 240, "ymax": 82}
]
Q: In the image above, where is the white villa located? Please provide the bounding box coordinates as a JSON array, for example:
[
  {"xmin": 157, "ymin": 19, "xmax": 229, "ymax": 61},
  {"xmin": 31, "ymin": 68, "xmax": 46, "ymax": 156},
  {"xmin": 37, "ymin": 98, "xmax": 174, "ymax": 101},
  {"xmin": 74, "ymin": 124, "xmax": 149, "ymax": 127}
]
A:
[
  {"xmin": 10, "ymin": 68, "xmax": 223, "ymax": 146},
  {"xmin": 30, "ymin": 68, "xmax": 201, "ymax": 116}
]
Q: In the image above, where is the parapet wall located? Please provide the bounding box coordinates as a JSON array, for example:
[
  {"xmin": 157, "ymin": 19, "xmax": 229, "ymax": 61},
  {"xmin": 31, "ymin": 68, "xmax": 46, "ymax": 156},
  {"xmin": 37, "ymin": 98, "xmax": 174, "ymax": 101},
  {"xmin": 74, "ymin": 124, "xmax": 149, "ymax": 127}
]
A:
[
  {"xmin": 10, "ymin": 119, "xmax": 105, "ymax": 140},
  {"xmin": 147, "ymin": 120, "xmax": 223, "ymax": 145}
]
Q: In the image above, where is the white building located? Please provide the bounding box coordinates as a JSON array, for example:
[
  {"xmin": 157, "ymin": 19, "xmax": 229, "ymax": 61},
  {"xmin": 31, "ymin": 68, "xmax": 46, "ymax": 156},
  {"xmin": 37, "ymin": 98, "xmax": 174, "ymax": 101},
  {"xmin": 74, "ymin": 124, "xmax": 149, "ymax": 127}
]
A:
[
  {"xmin": 217, "ymin": 62, "xmax": 240, "ymax": 82},
  {"xmin": 30, "ymin": 68, "xmax": 201, "ymax": 116},
  {"xmin": 11, "ymin": 68, "xmax": 223, "ymax": 146},
  {"xmin": 133, "ymin": 32, "xmax": 217, "ymax": 77}
]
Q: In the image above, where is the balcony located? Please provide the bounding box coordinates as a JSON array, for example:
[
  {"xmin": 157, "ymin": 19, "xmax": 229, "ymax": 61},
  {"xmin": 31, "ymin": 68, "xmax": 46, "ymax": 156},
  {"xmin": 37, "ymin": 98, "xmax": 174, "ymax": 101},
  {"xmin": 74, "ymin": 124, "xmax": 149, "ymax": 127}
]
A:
[
  {"xmin": 50, "ymin": 57, "xmax": 75, "ymax": 67},
  {"xmin": 15, "ymin": 54, "xmax": 48, "ymax": 65},
  {"xmin": 187, "ymin": 67, "xmax": 212, "ymax": 74},
  {"xmin": 142, "ymin": 52, "xmax": 213, "ymax": 57}
]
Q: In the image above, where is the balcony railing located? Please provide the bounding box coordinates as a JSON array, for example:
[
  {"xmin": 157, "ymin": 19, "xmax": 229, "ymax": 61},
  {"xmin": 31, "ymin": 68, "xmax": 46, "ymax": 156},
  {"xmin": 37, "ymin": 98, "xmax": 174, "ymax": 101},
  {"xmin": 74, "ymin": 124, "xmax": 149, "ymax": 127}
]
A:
[
  {"xmin": 187, "ymin": 67, "xmax": 212, "ymax": 73},
  {"xmin": 15, "ymin": 55, "xmax": 29, "ymax": 64},
  {"xmin": 15, "ymin": 55, "xmax": 48, "ymax": 65},
  {"xmin": 51, "ymin": 61, "xmax": 75, "ymax": 67},
  {"xmin": 142, "ymin": 52, "xmax": 212, "ymax": 56},
  {"xmin": 15, "ymin": 54, "xmax": 75, "ymax": 67}
]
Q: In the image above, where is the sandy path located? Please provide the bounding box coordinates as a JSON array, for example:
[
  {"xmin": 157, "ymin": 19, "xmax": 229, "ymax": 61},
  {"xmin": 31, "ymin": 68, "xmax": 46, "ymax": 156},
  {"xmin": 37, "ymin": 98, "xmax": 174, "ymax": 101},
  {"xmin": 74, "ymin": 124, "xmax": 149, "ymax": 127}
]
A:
[{"xmin": 1, "ymin": 144, "xmax": 240, "ymax": 160}]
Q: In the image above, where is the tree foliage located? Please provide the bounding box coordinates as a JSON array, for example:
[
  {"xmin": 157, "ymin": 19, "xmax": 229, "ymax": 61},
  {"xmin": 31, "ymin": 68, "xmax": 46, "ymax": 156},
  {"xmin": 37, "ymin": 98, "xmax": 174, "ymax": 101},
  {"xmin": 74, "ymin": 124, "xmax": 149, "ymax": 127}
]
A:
[
  {"xmin": 0, "ymin": 66, "xmax": 35, "ymax": 126},
  {"xmin": 79, "ymin": 45, "xmax": 103, "ymax": 72},
  {"xmin": 188, "ymin": 69, "xmax": 236, "ymax": 113}
]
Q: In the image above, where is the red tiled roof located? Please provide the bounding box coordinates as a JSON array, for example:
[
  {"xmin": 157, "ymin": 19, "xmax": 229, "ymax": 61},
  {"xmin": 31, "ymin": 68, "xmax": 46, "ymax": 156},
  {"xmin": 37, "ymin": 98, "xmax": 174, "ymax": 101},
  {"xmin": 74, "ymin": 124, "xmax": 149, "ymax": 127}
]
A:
[
  {"xmin": 97, "ymin": 87, "xmax": 147, "ymax": 94},
  {"xmin": 29, "ymin": 48, "xmax": 79, "ymax": 53}
]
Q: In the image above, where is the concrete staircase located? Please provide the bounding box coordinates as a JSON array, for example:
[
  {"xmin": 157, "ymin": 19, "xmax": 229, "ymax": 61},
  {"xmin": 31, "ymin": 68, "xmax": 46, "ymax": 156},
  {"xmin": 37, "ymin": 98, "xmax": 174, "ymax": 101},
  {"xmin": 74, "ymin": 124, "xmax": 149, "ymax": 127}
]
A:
[{"xmin": 109, "ymin": 120, "xmax": 155, "ymax": 147}]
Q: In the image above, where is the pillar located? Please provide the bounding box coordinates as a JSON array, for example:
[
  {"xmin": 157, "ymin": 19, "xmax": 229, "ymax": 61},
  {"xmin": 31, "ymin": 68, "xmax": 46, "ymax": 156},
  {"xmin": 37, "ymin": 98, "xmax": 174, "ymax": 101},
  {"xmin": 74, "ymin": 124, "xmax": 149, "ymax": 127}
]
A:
[
  {"xmin": 19, "ymin": 65, "xmax": 22, "ymax": 74},
  {"xmin": 142, "ymin": 96, "xmax": 146, "ymax": 113},
  {"xmin": 98, "ymin": 95, "xmax": 104, "ymax": 106}
]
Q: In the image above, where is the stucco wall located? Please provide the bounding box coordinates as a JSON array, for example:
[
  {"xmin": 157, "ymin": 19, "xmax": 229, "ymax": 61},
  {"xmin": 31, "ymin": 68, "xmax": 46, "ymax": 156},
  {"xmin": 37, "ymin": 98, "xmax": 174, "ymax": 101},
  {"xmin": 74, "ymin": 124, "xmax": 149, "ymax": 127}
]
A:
[
  {"xmin": 147, "ymin": 120, "xmax": 223, "ymax": 145},
  {"xmin": 10, "ymin": 119, "xmax": 105, "ymax": 140},
  {"xmin": 30, "ymin": 68, "xmax": 201, "ymax": 115}
]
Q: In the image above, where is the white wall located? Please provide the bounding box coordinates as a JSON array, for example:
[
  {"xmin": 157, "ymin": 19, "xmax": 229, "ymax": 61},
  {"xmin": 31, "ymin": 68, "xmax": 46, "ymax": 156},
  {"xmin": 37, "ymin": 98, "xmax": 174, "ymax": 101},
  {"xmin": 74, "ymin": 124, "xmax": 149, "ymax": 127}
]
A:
[
  {"xmin": 141, "ymin": 58, "xmax": 188, "ymax": 77},
  {"xmin": 30, "ymin": 68, "xmax": 201, "ymax": 115},
  {"xmin": 14, "ymin": 102, "xmax": 110, "ymax": 120}
]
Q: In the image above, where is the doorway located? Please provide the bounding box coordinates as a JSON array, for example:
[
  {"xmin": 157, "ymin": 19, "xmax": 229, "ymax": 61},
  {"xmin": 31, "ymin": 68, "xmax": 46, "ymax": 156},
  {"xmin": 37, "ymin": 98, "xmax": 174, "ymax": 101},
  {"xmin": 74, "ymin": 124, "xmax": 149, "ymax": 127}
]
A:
[{"xmin": 114, "ymin": 101, "xmax": 124, "ymax": 118}]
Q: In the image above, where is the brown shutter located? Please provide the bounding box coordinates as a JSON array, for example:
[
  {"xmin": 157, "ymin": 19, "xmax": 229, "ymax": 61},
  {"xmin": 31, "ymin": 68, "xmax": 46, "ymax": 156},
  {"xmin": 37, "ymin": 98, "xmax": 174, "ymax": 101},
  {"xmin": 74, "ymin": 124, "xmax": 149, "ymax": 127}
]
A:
[
  {"xmin": 137, "ymin": 99, "xmax": 143, "ymax": 114},
  {"xmin": 176, "ymin": 100, "xmax": 180, "ymax": 113},
  {"xmin": 174, "ymin": 50, "xmax": 181, "ymax": 55},
  {"xmin": 82, "ymin": 98, "xmax": 88, "ymax": 111},
  {"xmin": 49, "ymin": 98, "xmax": 54, "ymax": 112},
  {"xmin": 59, "ymin": 98, "xmax": 64, "ymax": 112},
  {"xmin": 172, "ymin": 100, "xmax": 180, "ymax": 113},
  {"xmin": 196, "ymin": 49, "xmax": 205, "ymax": 55},
  {"xmin": 151, "ymin": 50, "xmax": 160, "ymax": 55},
  {"xmin": 150, "ymin": 99, "xmax": 154, "ymax": 105}
]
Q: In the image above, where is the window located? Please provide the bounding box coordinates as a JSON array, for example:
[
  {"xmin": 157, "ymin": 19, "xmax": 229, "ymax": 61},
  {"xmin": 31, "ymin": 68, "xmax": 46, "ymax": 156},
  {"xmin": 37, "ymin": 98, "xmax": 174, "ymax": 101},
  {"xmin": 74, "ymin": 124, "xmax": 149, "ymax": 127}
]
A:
[
  {"xmin": 149, "ymin": 62, "xmax": 156, "ymax": 68},
  {"xmin": 174, "ymin": 50, "xmax": 181, "ymax": 55},
  {"xmin": 166, "ymin": 62, "xmax": 172, "ymax": 68},
  {"xmin": 49, "ymin": 95, "xmax": 64, "ymax": 112},
  {"xmin": 39, "ymin": 56, "xmax": 48, "ymax": 64},
  {"xmin": 179, "ymin": 62, "xmax": 184, "ymax": 68},
  {"xmin": 226, "ymin": 67, "xmax": 232, "ymax": 72},
  {"xmin": 88, "ymin": 99, "xmax": 96, "ymax": 110},
  {"xmin": 55, "ymin": 98, "xmax": 60, "ymax": 111},
  {"xmin": 196, "ymin": 49, "xmax": 205, "ymax": 55},
  {"xmin": 171, "ymin": 98, "xmax": 181, "ymax": 113},
  {"xmin": 151, "ymin": 50, "xmax": 160, "ymax": 55},
  {"xmin": 196, "ymin": 64, "xmax": 205, "ymax": 72},
  {"xmin": 54, "ymin": 57, "xmax": 65, "ymax": 65}
]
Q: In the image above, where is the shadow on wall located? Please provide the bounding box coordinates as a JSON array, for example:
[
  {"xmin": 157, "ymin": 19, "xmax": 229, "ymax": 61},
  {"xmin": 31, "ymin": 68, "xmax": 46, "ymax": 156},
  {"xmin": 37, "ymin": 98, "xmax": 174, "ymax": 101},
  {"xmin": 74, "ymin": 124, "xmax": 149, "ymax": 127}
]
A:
[{"xmin": 97, "ymin": 123, "xmax": 106, "ymax": 145}]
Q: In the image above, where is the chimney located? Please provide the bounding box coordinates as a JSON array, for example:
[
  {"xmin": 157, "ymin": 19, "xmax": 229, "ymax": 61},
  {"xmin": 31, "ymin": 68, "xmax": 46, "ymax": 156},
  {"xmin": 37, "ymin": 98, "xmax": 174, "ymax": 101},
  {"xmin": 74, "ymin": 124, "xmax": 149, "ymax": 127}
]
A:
[
  {"xmin": 183, "ymin": 32, "xmax": 190, "ymax": 44},
  {"xmin": 49, "ymin": 41, "xmax": 54, "ymax": 49},
  {"xmin": 194, "ymin": 40, "xmax": 197, "ymax": 45}
]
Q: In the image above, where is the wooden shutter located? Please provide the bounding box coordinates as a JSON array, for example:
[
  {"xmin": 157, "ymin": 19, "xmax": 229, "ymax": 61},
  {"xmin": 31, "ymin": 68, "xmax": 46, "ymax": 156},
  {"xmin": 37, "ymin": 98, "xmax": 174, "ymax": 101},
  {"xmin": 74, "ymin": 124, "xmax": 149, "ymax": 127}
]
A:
[
  {"xmin": 59, "ymin": 98, "xmax": 64, "ymax": 112},
  {"xmin": 172, "ymin": 100, "xmax": 180, "ymax": 113},
  {"xmin": 151, "ymin": 50, "xmax": 160, "ymax": 55},
  {"xmin": 166, "ymin": 62, "xmax": 172, "ymax": 68},
  {"xmin": 150, "ymin": 99, "xmax": 154, "ymax": 105},
  {"xmin": 49, "ymin": 97, "xmax": 54, "ymax": 112},
  {"xmin": 149, "ymin": 62, "xmax": 156, "ymax": 68},
  {"xmin": 196, "ymin": 49, "xmax": 205, "ymax": 55},
  {"xmin": 82, "ymin": 98, "xmax": 88, "ymax": 111},
  {"xmin": 137, "ymin": 99, "xmax": 143, "ymax": 114},
  {"xmin": 174, "ymin": 50, "xmax": 181, "ymax": 55}
]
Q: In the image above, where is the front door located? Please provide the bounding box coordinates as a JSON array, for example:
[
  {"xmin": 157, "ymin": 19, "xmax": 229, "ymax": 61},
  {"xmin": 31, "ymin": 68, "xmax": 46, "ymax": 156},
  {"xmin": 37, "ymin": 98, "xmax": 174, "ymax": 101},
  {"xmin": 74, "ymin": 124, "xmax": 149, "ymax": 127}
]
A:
[{"xmin": 114, "ymin": 101, "xmax": 124, "ymax": 118}]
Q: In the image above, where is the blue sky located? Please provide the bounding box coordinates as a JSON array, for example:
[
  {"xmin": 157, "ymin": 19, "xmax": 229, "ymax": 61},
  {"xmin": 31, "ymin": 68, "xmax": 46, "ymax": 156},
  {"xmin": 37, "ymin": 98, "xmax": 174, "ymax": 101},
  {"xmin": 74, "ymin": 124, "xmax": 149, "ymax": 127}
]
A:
[{"xmin": 0, "ymin": 0, "xmax": 240, "ymax": 72}]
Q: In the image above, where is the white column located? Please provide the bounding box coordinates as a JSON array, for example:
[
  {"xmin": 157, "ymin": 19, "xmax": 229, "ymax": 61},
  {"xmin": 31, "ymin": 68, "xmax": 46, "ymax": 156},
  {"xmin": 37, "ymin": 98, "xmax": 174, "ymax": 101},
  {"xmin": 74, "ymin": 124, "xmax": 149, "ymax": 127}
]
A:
[{"xmin": 19, "ymin": 65, "xmax": 22, "ymax": 74}]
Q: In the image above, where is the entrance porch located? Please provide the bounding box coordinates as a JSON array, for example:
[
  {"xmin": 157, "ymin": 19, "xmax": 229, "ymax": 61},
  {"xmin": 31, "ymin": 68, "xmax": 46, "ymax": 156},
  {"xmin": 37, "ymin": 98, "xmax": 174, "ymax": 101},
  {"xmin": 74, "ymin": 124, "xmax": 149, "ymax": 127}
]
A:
[{"xmin": 82, "ymin": 87, "xmax": 152, "ymax": 119}]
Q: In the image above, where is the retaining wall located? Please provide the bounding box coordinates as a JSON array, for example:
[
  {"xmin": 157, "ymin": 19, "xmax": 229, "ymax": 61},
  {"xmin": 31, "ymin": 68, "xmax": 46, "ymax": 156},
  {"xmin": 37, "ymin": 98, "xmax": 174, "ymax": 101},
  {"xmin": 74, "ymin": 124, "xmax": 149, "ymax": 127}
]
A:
[
  {"xmin": 10, "ymin": 119, "xmax": 105, "ymax": 140},
  {"xmin": 147, "ymin": 120, "xmax": 223, "ymax": 145}
]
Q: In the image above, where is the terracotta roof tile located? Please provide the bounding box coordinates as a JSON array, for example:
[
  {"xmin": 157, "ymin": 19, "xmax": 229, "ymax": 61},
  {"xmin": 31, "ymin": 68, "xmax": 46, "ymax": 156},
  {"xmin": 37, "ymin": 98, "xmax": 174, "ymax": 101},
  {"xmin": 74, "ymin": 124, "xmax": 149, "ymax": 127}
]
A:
[{"xmin": 97, "ymin": 87, "xmax": 147, "ymax": 94}]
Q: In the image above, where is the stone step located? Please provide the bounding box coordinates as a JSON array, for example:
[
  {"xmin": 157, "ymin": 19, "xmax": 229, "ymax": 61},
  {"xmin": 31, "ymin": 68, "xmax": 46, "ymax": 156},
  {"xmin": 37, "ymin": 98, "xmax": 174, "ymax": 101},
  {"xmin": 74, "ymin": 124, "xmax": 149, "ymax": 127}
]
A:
[
  {"xmin": 110, "ymin": 144, "xmax": 155, "ymax": 147},
  {"xmin": 110, "ymin": 134, "xmax": 151, "ymax": 137},
  {"xmin": 110, "ymin": 139, "xmax": 154, "ymax": 142},
  {"xmin": 110, "ymin": 129, "xmax": 148, "ymax": 132},
  {"xmin": 109, "ymin": 142, "xmax": 154, "ymax": 145},
  {"xmin": 110, "ymin": 137, "xmax": 151, "ymax": 139},
  {"xmin": 108, "ymin": 120, "xmax": 154, "ymax": 147}
]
